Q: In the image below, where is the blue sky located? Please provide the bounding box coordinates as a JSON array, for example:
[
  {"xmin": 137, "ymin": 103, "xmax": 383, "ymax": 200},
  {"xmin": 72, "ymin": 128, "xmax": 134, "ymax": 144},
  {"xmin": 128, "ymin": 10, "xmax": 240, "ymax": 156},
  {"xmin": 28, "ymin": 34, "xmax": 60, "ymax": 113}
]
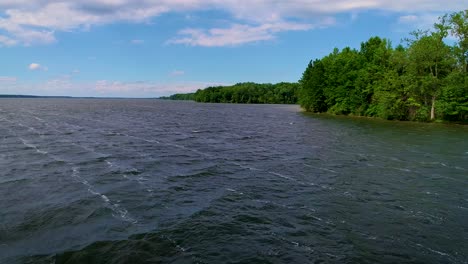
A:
[{"xmin": 0, "ymin": 1, "xmax": 465, "ymax": 97}]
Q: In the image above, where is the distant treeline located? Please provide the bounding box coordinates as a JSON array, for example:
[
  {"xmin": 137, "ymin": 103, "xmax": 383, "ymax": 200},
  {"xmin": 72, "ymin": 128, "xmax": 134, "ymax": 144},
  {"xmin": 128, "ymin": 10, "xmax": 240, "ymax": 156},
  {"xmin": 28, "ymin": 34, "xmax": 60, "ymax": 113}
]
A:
[
  {"xmin": 159, "ymin": 93, "xmax": 195, "ymax": 100},
  {"xmin": 299, "ymin": 10, "xmax": 468, "ymax": 122},
  {"xmin": 194, "ymin": 82, "xmax": 299, "ymax": 104},
  {"xmin": 0, "ymin": 95, "xmax": 41, "ymax": 98},
  {"xmin": 162, "ymin": 82, "xmax": 298, "ymax": 104},
  {"xmin": 0, "ymin": 95, "xmax": 71, "ymax": 98}
]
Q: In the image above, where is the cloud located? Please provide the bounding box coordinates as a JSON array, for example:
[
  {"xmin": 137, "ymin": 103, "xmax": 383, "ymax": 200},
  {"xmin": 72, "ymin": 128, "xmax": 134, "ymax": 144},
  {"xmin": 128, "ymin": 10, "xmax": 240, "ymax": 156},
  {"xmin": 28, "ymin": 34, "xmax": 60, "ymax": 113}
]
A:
[
  {"xmin": 398, "ymin": 15, "xmax": 419, "ymax": 23},
  {"xmin": 395, "ymin": 13, "xmax": 442, "ymax": 33},
  {"xmin": 93, "ymin": 80, "xmax": 223, "ymax": 96},
  {"xmin": 0, "ymin": 76, "xmax": 17, "ymax": 82},
  {"xmin": 16, "ymin": 29, "xmax": 56, "ymax": 45},
  {"xmin": 168, "ymin": 21, "xmax": 321, "ymax": 47},
  {"xmin": 0, "ymin": 35, "xmax": 17, "ymax": 46},
  {"xmin": 0, "ymin": 16, "xmax": 56, "ymax": 45},
  {"xmin": 170, "ymin": 70, "xmax": 185, "ymax": 77},
  {"xmin": 28, "ymin": 63, "xmax": 48, "ymax": 71},
  {"xmin": 0, "ymin": 1, "xmax": 465, "ymax": 46},
  {"xmin": 131, "ymin": 39, "xmax": 144, "ymax": 44},
  {"xmin": 0, "ymin": 75, "xmax": 227, "ymax": 97},
  {"xmin": 350, "ymin": 12, "xmax": 360, "ymax": 22},
  {"xmin": 29, "ymin": 63, "xmax": 41, "ymax": 70}
]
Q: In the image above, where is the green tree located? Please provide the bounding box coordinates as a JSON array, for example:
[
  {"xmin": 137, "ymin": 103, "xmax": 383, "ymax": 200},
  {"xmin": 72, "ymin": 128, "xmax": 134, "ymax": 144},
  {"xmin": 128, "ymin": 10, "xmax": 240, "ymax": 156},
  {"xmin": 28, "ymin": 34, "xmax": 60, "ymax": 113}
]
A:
[
  {"xmin": 450, "ymin": 10, "xmax": 468, "ymax": 73},
  {"xmin": 406, "ymin": 24, "xmax": 454, "ymax": 120},
  {"xmin": 299, "ymin": 59, "xmax": 327, "ymax": 112}
]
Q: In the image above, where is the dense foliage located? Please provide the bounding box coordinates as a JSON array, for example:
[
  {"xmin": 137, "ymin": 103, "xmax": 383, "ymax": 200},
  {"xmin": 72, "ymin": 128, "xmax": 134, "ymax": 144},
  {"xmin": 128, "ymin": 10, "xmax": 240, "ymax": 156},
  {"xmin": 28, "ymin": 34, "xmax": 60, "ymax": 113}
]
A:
[
  {"xmin": 192, "ymin": 82, "xmax": 299, "ymax": 104},
  {"xmin": 300, "ymin": 10, "xmax": 468, "ymax": 122},
  {"xmin": 159, "ymin": 93, "xmax": 195, "ymax": 100}
]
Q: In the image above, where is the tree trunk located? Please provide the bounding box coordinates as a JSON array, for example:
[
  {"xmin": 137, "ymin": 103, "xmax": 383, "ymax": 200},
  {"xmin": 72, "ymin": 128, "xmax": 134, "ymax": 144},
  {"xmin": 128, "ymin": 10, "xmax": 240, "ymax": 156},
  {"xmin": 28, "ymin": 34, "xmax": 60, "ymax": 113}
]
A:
[{"xmin": 430, "ymin": 96, "xmax": 436, "ymax": 120}]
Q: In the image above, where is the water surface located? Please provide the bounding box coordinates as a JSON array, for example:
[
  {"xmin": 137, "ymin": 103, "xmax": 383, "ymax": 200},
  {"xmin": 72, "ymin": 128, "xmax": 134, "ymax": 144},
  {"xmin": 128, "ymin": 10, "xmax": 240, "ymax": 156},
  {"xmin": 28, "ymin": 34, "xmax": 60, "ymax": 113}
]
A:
[{"xmin": 0, "ymin": 99, "xmax": 467, "ymax": 263}]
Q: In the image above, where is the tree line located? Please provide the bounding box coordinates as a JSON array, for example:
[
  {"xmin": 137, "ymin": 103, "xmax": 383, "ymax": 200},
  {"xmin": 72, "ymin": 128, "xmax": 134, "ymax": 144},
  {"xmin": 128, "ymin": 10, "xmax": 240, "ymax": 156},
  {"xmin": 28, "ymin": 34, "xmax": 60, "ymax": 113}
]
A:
[
  {"xmin": 190, "ymin": 82, "xmax": 299, "ymax": 104},
  {"xmin": 159, "ymin": 93, "xmax": 195, "ymax": 101},
  {"xmin": 300, "ymin": 10, "xmax": 468, "ymax": 122}
]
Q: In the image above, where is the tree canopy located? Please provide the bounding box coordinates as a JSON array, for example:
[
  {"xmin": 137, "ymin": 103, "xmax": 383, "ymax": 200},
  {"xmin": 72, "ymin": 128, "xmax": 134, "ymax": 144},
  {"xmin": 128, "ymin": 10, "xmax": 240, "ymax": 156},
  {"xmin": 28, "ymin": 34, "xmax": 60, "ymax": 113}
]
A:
[
  {"xmin": 160, "ymin": 93, "xmax": 195, "ymax": 101},
  {"xmin": 192, "ymin": 82, "xmax": 299, "ymax": 104},
  {"xmin": 299, "ymin": 10, "xmax": 468, "ymax": 122}
]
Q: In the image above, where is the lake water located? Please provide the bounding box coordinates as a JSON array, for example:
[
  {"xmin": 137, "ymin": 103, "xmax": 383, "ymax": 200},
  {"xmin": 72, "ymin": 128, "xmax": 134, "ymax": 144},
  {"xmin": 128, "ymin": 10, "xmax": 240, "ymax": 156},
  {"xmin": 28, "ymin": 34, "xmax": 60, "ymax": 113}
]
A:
[{"xmin": 0, "ymin": 99, "xmax": 467, "ymax": 263}]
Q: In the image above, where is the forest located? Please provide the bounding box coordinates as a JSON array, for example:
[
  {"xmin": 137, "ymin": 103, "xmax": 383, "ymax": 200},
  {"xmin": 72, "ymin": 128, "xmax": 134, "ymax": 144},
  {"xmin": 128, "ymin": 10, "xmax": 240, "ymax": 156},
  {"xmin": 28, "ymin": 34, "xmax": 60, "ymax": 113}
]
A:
[
  {"xmin": 159, "ymin": 93, "xmax": 195, "ymax": 101},
  {"xmin": 163, "ymin": 10, "xmax": 467, "ymax": 122},
  {"xmin": 191, "ymin": 82, "xmax": 299, "ymax": 104},
  {"xmin": 300, "ymin": 10, "xmax": 468, "ymax": 122}
]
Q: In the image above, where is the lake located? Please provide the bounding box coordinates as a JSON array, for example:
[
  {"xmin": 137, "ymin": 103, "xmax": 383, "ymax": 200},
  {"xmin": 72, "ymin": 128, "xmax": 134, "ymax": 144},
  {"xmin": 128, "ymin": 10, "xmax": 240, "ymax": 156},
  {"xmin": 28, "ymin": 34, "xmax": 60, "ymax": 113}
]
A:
[{"xmin": 0, "ymin": 99, "xmax": 467, "ymax": 263}]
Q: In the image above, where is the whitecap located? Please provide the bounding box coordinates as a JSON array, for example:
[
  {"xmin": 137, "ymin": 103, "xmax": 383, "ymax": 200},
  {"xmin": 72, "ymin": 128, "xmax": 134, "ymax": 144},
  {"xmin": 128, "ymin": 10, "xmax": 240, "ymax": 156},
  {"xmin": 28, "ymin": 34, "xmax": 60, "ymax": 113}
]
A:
[
  {"xmin": 415, "ymin": 243, "xmax": 450, "ymax": 257},
  {"xmin": 33, "ymin": 116, "xmax": 45, "ymax": 122},
  {"xmin": 19, "ymin": 137, "xmax": 48, "ymax": 155},
  {"xmin": 270, "ymin": 171, "xmax": 295, "ymax": 181},
  {"xmin": 70, "ymin": 167, "xmax": 137, "ymax": 224},
  {"xmin": 226, "ymin": 188, "xmax": 243, "ymax": 195},
  {"xmin": 101, "ymin": 195, "xmax": 110, "ymax": 203},
  {"xmin": 398, "ymin": 168, "xmax": 412, "ymax": 172}
]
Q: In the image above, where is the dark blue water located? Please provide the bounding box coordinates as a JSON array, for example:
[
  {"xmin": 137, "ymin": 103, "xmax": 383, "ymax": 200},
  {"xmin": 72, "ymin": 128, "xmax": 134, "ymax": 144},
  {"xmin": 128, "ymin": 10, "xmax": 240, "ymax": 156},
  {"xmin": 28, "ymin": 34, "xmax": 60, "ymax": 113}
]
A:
[{"xmin": 0, "ymin": 99, "xmax": 467, "ymax": 263}]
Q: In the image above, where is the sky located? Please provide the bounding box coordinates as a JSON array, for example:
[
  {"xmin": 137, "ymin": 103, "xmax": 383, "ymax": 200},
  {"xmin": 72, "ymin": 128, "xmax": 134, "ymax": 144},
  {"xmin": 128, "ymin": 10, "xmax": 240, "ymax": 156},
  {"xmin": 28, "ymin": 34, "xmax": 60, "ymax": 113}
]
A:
[{"xmin": 0, "ymin": 1, "xmax": 465, "ymax": 98}]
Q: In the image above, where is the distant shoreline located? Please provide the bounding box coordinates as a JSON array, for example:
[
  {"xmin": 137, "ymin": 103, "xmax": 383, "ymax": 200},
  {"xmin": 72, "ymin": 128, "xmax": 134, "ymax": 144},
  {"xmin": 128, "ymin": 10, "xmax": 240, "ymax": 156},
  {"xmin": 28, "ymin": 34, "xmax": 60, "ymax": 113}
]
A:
[
  {"xmin": 0, "ymin": 94, "xmax": 71, "ymax": 98},
  {"xmin": 0, "ymin": 95, "xmax": 159, "ymax": 99}
]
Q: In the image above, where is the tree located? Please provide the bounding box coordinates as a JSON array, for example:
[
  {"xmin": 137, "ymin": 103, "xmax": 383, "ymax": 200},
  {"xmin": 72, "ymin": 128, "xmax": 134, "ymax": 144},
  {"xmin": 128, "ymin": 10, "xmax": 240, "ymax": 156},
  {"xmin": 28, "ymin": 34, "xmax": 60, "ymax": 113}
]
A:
[
  {"xmin": 450, "ymin": 10, "xmax": 468, "ymax": 73},
  {"xmin": 299, "ymin": 59, "xmax": 327, "ymax": 112},
  {"xmin": 406, "ymin": 22, "xmax": 454, "ymax": 120}
]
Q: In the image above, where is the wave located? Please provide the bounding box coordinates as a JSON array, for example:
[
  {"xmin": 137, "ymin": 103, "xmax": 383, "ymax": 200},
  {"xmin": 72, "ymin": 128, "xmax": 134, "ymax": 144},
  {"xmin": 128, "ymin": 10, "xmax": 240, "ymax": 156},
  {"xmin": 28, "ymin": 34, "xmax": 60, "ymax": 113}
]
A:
[
  {"xmin": 72, "ymin": 167, "xmax": 137, "ymax": 224},
  {"xmin": 19, "ymin": 137, "xmax": 48, "ymax": 155}
]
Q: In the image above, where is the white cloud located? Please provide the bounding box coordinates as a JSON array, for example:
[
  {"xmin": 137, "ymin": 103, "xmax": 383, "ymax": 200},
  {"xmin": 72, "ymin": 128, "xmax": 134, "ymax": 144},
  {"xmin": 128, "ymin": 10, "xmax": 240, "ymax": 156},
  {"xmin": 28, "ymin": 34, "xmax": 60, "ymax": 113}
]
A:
[
  {"xmin": 0, "ymin": 17, "xmax": 56, "ymax": 45},
  {"xmin": 16, "ymin": 29, "xmax": 56, "ymax": 46},
  {"xmin": 131, "ymin": 39, "xmax": 144, "ymax": 44},
  {"xmin": 0, "ymin": 1, "xmax": 465, "ymax": 46},
  {"xmin": 29, "ymin": 63, "xmax": 41, "ymax": 70},
  {"xmin": 350, "ymin": 12, "xmax": 360, "ymax": 22},
  {"xmin": 0, "ymin": 35, "xmax": 17, "ymax": 46},
  {"xmin": 168, "ymin": 21, "xmax": 322, "ymax": 47},
  {"xmin": 0, "ymin": 76, "xmax": 227, "ymax": 97},
  {"xmin": 399, "ymin": 15, "xmax": 419, "ymax": 23},
  {"xmin": 93, "ymin": 80, "xmax": 223, "ymax": 96},
  {"xmin": 28, "ymin": 63, "xmax": 48, "ymax": 71},
  {"xmin": 0, "ymin": 76, "xmax": 17, "ymax": 82},
  {"xmin": 170, "ymin": 70, "xmax": 185, "ymax": 77},
  {"xmin": 395, "ymin": 13, "xmax": 441, "ymax": 33}
]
